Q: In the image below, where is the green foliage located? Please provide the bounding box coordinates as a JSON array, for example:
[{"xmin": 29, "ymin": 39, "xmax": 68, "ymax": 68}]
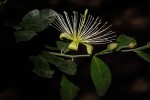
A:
[
  {"xmin": 56, "ymin": 41, "xmax": 70, "ymax": 53},
  {"xmin": 60, "ymin": 75, "xmax": 80, "ymax": 100},
  {"xmin": 91, "ymin": 56, "xmax": 111, "ymax": 96},
  {"xmin": 42, "ymin": 51, "xmax": 77, "ymax": 75},
  {"xmin": 15, "ymin": 30, "xmax": 37, "ymax": 43},
  {"xmin": 11, "ymin": 7, "xmax": 150, "ymax": 100},
  {"xmin": 14, "ymin": 9, "xmax": 56, "ymax": 43},
  {"xmin": 19, "ymin": 9, "xmax": 56, "ymax": 32},
  {"xmin": 117, "ymin": 34, "xmax": 136, "ymax": 49},
  {"xmin": 136, "ymin": 51, "xmax": 150, "ymax": 63},
  {"xmin": 30, "ymin": 55, "xmax": 54, "ymax": 78}
]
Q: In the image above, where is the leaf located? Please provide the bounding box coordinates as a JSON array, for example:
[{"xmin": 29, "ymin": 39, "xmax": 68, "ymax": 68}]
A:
[
  {"xmin": 91, "ymin": 56, "xmax": 111, "ymax": 96},
  {"xmin": 42, "ymin": 51, "xmax": 77, "ymax": 75},
  {"xmin": 117, "ymin": 34, "xmax": 136, "ymax": 47},
  {"xmin": 15, "ymin": 30, "xmax": 37, "ymax": 43},
  {"xmin": 20, "ymin": 9, "xmax": 56, "ymax": 32},
  {"xmin": 56, "ymin": 41, "xmax": 69, "ymax": 52},
  {"xmin": 60, "ymin": 75, "xmax": 80, "ymax": 100},
  {"xmin": 136, "ymin": 51, "xmax": 150, "ymax": 63},
  {"xmin": 30, "ymin": 55, "xmax": 54, "ymax": 78}
]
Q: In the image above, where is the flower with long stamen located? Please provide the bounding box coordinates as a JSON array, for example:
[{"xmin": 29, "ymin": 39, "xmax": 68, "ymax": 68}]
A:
[{"xmin": 51, "ymin": 9, "xmax": 116, "ymax": 54}]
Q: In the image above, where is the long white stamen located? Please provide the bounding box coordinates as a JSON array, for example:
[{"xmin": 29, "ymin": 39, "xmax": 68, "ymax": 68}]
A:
[
  {"xmin": 55, "ymin": 14, "xmax": 71, "ymax": 34},
  {"xmin": 87, "ymin": 35, "xmax": 116, "ymax": 41},
  {"xmin": 64, "ymin": 11, "xmax": 73, "ymax": 34},
  {"xmin": 81, "ymin": 15, "xmax": 94, "ymax": 33},
  {"xmin": 77, "ymin": 14, "xmax": 84, "ymax": 36},
  {"xmin": 80, "ymin": 17, "xmax": 100, "ymax": 38},
  {"xmin": 88, "ymin": 31, "xmax": 115, "ymax": 40},
  {"xmin": 51, "ymin": 10, "xmax": 116, "ymax": 46},
  {"xmin": 85, "ymin": 24, "xmax": 112, "ymax": 39},
  {"xmin": 52, "ymin": 17, "xmax": 67, "ymax": 32},
  {"xmin": 80, "ymin": 15, "xmax": 94, "ymax": 37},
  {"xmin": 83, "ymin": 19, "xmax": 101, "ymax": 37},
  {"xmin": 72, "ymin": 11, "xmax": 78, "ymax": 37},
  {"xmin": 59, "ymin": 15, "xmax": 72, "ymax": 34}
]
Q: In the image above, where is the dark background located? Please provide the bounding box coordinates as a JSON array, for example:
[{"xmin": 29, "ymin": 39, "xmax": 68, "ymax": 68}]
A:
[{"xmin": 0, "ymin": 0, "xmax": 150, "ymax": 100}]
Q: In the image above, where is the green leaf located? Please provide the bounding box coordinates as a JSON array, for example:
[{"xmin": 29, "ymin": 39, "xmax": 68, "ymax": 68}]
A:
[
  {"xmin": 60, "ymin": 75, "xmax": 80, "ymax": 100},
  {"xmin": 91, "ymin": 56, "xmax": 111, "ymax": 96},
  {"xmin": 56, "ymin": 41, "xmax": 69, "ymax": 52},
  {"xmin": 20, "ymin": 9, "xmax": 56, "ymax": 32},
  {"xmin": 15, "ymin": 30, "xmax": 37, "ymax": 43},
  {"xmin": 136, "ymin": 51, "xmax": 150, "ymax": 63},
  {"xmin": 117, "ymin": 34, "xmax": 136, "ymax": 48},
  {"xmin": 30, "ymin": 55, "xmax": 54, "ymax": 78},
  {"xmin": 42, "ymin": 51, "xmax": 77, "ymax": 75}
]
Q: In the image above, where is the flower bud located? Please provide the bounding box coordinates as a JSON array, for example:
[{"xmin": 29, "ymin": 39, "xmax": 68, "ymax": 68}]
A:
[
  {"xmin": 129, "ymin": 41, "xmax": 137, "ymax": 48},
  {"xmin": 107, "ymin": 43, "xmax": 118, "ymax": 51}
]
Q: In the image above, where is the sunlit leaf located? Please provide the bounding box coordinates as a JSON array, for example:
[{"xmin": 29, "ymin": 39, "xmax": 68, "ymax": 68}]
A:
[
  {"xmin": 136, "ymin": 51, "xmax": 150, "ymax": 63},
  {"xmin": 42, "ymin": 51, "xmax": 77, "ymax": 75},
  {"xmin": 91, "ymin": 56, "xmax": 111, "ymax": 96},
  {"xmin": 20, "ymin": 9, "xmax": 56, "ymax": 32},
  {"xmin": 15, "ymin": 30, "xmax": 37, "ymax": 43},
  {"xmin": 60, "ymin": 75, "xmax": 80, "ymax": 100},
  {"xmin": 30, "ymin": 55, "xmax": 54, "ymax": 78}
]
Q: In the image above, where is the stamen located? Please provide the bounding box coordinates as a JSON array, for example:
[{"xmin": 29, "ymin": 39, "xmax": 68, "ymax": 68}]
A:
[
  {"xmin": 72, "ymin": 11, "xmax": 78, "ymax": 37},
  {"xmin": 52, "ymin": 17, "xmax": 67, "ymax": 32},
  {"xmin": 64, "ymin": 11, "xmax": 73, "ymax": 34},
  {"xmin": 84, "ymin": 18, "xmax": 101, "ymax": 37},
  {"xmin": 78, "ymin": 14, "xmax": 83, "ymax": 37},
  {"xmin": 88, "ymin": 31, "xmax": 115, "ymax": 40},
  {"xmin": 55, "ymin": 14, "xmax": 71, "ymax": 34},
  {"xmin": 82, "ymin": 17, "xmax": 100, "ymax": 37},
  {"xmin": 80, "ymin": 15, "xmax": 94, "ymax": 37},
  {"xmin": 86, "ymin": 35, "xmax": 117, "ymax": 44},
  {"xmin": 85, "ymin": 24, "xmax": 112, "ymax": 39},
  {"xmin": 51, "ymin": 9, "xmax": 116, "ymax": 48},
  {"xmin": 77, "ymin": 9, "xmax": 88, "ymax": 37}
]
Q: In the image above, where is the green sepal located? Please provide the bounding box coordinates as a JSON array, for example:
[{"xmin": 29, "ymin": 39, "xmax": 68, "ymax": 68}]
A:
[
  {"xmin": 82, "ymin": 43, "xmax": 93, "ymax": 54},
  {"xmin": 59, "ymin": 33, "xmax": 72, "ymax": 40},
  {"xmin": 68, "ymin": 41, "xmax": 79, "ymax": 51}
]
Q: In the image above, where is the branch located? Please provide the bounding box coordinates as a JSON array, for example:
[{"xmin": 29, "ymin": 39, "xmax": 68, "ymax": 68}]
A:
[
  {"xmin": 121, "ymin": 45, "xmax": 149, "ymax": 52},
  {"xmin": 49, "ymin": 52, "xmax": 91, "ymax": 58}
]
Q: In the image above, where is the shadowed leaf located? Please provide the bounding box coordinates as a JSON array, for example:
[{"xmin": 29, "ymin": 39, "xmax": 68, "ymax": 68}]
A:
[
  {"xmin": 56, "ymin": 41, "xmax": 69, "ymax": 52},
  {"xmin": 42, "ymin": 51, "xmax": 77, "ymax": 75},
  {"xmin": 136, "ymin": 51, "xmax": 150, "ymax": 63},
  {"xmin": 30, "ymin": 55, "xmax": 54, "ymax": 78},
  {"xmin": 15, "ymin": 30, "xmax": 37, "ymax": 43},
  {"xmin": 60, "ymin": 75, "xmax": 80, "ymax": 100}
]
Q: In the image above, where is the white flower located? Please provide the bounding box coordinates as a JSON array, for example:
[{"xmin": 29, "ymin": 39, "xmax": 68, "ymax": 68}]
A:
[{"xmin": 51, "ymin": 9, "xmax": 116, "ymax": 54}]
